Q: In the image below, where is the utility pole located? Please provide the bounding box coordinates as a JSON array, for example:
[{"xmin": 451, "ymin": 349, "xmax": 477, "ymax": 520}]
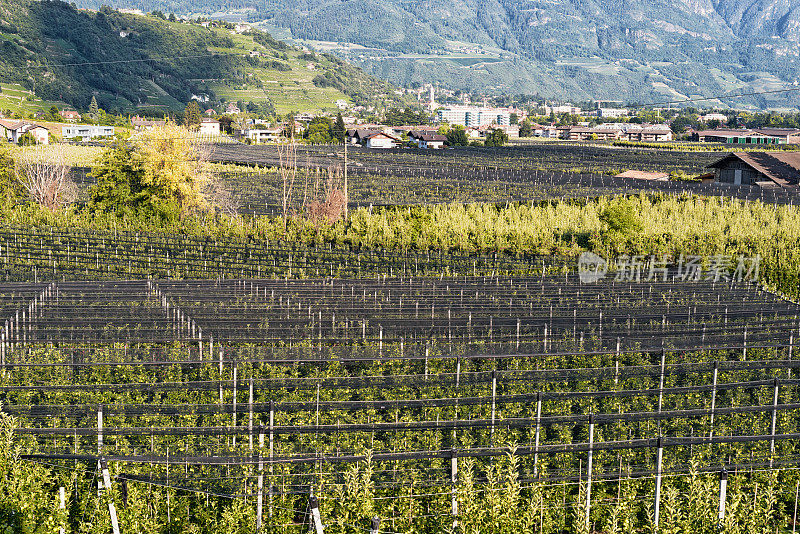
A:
[{"xmin": 343, "ymin": 139, "xmax": 348, "ymax": 219}]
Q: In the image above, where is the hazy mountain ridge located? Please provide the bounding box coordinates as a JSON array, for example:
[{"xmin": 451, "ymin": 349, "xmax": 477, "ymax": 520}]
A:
[{"xmin": 69, "ymin": 0, "xmax": 800, "ymax": 107}]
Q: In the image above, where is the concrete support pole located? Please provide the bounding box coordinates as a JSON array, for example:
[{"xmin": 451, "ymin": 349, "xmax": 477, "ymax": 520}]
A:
[
  {"xmin": 533, "ymin": 392, "xmax": 542, "ymax": 478},
  {"xmin": 770, "ymin": 378, "xmax": 780, "ymax": 466},
  {"xmin": 98, "ymin": 459, "xmax": 120, "ymax": 534},
  {"xmin": 654, "ymin": 437, "xmax": 664, "ymax": 528},
  {"xmin": 718, "ymin": 469, "xmax": 728, "ymax": 529},
  {"xmin": 585, "ymin": 414, "xmax": 595, "ymax": 530}
]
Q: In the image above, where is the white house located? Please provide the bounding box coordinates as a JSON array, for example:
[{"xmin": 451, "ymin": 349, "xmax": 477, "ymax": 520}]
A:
[
  {"xmin": 59, "ymin": 110, "xmax": 81, "ymax": 122},
  {"xmin": 0, "ymin": 120, "xmax": 49, "ymax": 144},
  {"xmin": 237, "ymin": 127, "xmax": 283, "ymax": 143},
  {"xmin": 364, "ymin": 132, "xmax": 400, "ymax": 149},
  {"xmin": 199, "ymin": 118, "xmax": 220, "ymax": 136},
  {"xmin": 410, "ymin": 131, "xmax": 447, "ymax": 149},
  {"xmin": 62, "ymin": 124, "xmax": 114, "ymax": 140}
]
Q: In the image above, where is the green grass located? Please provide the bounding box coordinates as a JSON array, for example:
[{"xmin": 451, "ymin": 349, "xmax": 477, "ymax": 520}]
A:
[
  {"xmin": 0, "ymin": 83, "xmax": 72, "ymax": 117},
  {"xmin": 205, "ymin": 48, "xmax": 354, "ymax": 113}
]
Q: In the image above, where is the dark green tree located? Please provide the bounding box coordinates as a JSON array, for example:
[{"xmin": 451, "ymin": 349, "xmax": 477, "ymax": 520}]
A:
[
  {"xmin": 284, "ymin": 113, "xmax": 296, "ymax": 138},
  {"xmin": 304, "ymin": 116, "xmax": 333, "ymax": 144},
  {"xmin": 332, "ymin": 112, "xmax": 346, "ymax": 143},
  {"xmin": 88, "ymin": 96, "xmax": 99, "ymax": 120},
  {"xmin": 184, "ymin": 101, "xmax": 202, "ymax": 130},
  {"xmin": 446, "ymin": 125, "xmax": 469, "ymax": 146},
  {"xmin": 218, "ymin": 115, "xmax": 234, "ymax": 135},
  {"xmin": 519, "ymin": 120, "xmax": 532, "ymax": 137},
  {"xmin": 16, "ymin": 132, "xmax": 36, "ymax": 146},
  {"xmin": 484, "ymin": 128, "xmax": 508, "ymax": 147}
]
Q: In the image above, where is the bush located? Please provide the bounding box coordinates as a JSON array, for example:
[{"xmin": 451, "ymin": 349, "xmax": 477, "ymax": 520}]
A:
[{"xmin": 599, "ymin": 199, "xmax": 643, "ymax": 236}]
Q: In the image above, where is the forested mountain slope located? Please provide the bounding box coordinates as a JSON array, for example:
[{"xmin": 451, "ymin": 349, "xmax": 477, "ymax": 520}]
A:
[
  {"xmin": 0, "ymin": 0, "xmax": 399, "ymax": 113},
  {"xmin": 70, "ymin": 0, "xmax": 800, "ymax": 107}
]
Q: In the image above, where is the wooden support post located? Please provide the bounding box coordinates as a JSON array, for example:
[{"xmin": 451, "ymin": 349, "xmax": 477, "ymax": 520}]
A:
[
  {"xmin": 654, "ymin": 437, "xmax": 664, "ymax": 528},
  {"xmin": 585, "ymin": 414, "xmax": 594, "ymax": 530}
]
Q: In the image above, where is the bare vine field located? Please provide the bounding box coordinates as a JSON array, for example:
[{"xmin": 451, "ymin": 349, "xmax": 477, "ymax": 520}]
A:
[{"xmin": 3, "ymin": 274, "xmax": 800, "ymax": 532}]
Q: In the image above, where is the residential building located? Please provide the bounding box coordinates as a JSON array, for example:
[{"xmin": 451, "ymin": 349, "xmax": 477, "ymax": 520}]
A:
[
  {"xmin": 236, "ymin": 127, "xmax": 283, "ymax": 143},
  {"xmin": 436, "ymin": 106, "xmax": 511, "ymax": 128},
  {"xmin": 491, "ymin": 124, "xmax": 520, "ymax": 138},
  {"xmin": 701, "ymin": 113, "xmax": 728, "ymax": 123},
  {"xmin": 707, "ymin": 152, "xmax": 800, "ymax": 189},
  {"xmin": 225, "ymin": 103, "xmax": 241, "ymax": 115},
  {"xmin": 566, "ymin": 127, "xmax": 623, "ymax": 141},
  {"xmin": 0, "ymin": 120, "xmax": 49, "ymax": 144},
  {"xmin": 204, "ymin": 109, "xmax": 217, "ymax": 117},
  {"xmin": 131, "ymin": 116, "xmax": 167, "ymax": 130},
  {"xmin": 532, "ymin": 125, "xmax": 560, "ymax": 138},
  {"xmin": 199, "ymin": 118, "xmax": 220, "ymax": 136},
  {"xmin": 62, "ymin": 124, "xmax": 114, "ymax": 140},
  {"xmin": 545, "ymin": 105, "xmax": 581, "ymax": 116},
  {"xmin": 393, "ymin": 125, "xmax": 438, "ymax": 137},
  {"xmin": 346, "ymin": 128, "xmax": 380, "ymax": 145},
  {"xmin": 59, "ymin": 110, "xmax": 81, "ymax": 122},
  {"xmin": 627, "ymin": 127, "xmax": 673, "ymax": 142},
  {"xmin": 364, "ymin": 132, "xmax": 400, "ymax": 149},
  {"xmin": 595, "ymin": 108, "xmax": 629, "ymax": 118},
  {"xmin": 410, "ymin": 131, "xmax": 447, "ymax": 149}
]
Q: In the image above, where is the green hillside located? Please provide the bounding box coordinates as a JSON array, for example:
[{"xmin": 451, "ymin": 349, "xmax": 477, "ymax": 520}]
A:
[{"xmin": 0, "ymin": 0, "xmax": 402, "ymax": 114}]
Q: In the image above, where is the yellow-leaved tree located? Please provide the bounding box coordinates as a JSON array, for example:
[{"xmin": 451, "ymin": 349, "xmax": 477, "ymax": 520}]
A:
[
  {"xmin": 135, "ymin": 124, "xmax": 209, "ymax": 214},
  {"xmin": 90, "ymin": 124, "xmax": 210, "ymax": 223}
]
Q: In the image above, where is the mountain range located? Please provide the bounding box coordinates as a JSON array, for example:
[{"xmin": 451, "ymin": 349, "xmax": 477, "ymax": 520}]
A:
[{"xmin": 67, "ymin": 0, "xmax": 800, "ymax": 108}]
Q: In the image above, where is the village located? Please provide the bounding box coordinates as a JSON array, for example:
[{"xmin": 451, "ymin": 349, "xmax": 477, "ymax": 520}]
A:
[{"xmin": 3, "ymin": 97, "xmax": 800, "ymax": 191}]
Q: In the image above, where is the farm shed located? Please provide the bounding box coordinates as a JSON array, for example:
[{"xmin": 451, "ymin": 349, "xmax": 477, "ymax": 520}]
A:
[{"xmin": 707, "ymin": 151, "xmax": 800, "ymax": 189}]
